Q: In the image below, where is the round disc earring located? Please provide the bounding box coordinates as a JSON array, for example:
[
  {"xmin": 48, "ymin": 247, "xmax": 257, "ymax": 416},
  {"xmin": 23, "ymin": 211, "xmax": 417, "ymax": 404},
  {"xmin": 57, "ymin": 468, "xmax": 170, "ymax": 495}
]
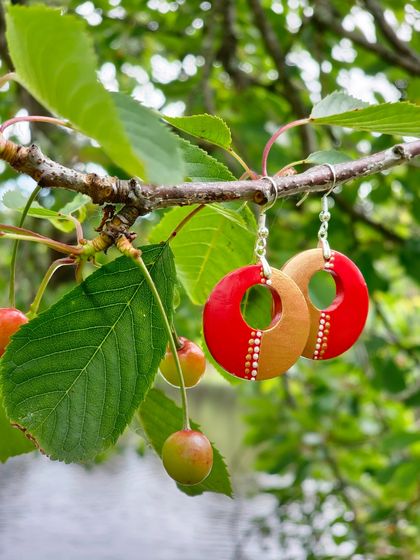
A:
[
  {"xmin": 282, "ymin": 166, "xmax": 369, "ymax": 360},
  {"xmin": 203, "ymin": 177, "xmax": 310, "ymax": 381}
]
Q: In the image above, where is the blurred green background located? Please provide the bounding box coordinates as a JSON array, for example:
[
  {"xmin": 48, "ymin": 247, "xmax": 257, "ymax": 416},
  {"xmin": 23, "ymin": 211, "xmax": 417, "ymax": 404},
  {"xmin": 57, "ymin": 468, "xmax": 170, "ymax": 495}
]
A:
[{"xmin": 0, "ymin": 1, "xmax": 419, "ymax": 558}]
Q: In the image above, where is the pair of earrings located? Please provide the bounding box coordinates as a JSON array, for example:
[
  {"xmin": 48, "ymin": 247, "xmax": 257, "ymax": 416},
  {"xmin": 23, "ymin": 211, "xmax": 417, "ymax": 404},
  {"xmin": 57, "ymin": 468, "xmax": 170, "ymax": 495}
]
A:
[{"xmin": 203, "ymin": 172, "xmax": 369, "ymax": 381}]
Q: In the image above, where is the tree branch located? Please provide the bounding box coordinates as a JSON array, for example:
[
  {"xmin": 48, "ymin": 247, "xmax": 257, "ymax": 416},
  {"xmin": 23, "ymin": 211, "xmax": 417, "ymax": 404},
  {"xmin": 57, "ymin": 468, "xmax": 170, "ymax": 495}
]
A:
[
  {"xmin": 216, "ymin": 0, "xmax": 251, "ymax": 91},
  {"xmin": 334, "ymin": 195, "xmax": 405, "ymax": 244},
  {"xmin": 312, "ymin": 2, "xmax": 420, "ymax": 76},
  {"xmin": 363, "ymin": 0, "xmax": 420, "ymax": 68},
  {"xmin": 246, "ymin": 0, "xmax": 317, "ymax": 154},
  {"xmin": 1, "ymin": 135, "xmax": 419, "ymax": 224}
]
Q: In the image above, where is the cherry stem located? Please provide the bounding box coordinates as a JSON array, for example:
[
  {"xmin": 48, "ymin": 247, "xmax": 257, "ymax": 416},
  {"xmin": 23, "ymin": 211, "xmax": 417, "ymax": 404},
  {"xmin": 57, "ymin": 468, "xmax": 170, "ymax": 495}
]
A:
[
  {"xmin": 130, "ymin": 254, "xmax": 191, "ymax": 430},
  {"xmin": 0, "ymin": 225, "xmax": 83, "ymax": 255},
  {"xmin": 9, "ymin": 183, "xmax": 42, "ymax": 307},
  {"xmin": 261, "ymin": 118, "xmax": 309, "ymax": 176},
  {"xmin": 27, "ymin": 257, "xmax": 75, "ymax": 319},
  {"xmin": 171, "ymin": 324, "xmax": 184, "ymax": 351},
  {"xmin": 167, "ymin": 205, "xmax": 205, "ymax": 242},
  {"xmin": 0, "ymin": 115, "xmax": 70, "ymax": 134}
]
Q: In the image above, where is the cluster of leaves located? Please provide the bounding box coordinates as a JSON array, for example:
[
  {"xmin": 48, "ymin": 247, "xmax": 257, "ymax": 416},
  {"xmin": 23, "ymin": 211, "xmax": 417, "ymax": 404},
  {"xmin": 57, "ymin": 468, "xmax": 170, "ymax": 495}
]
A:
[{"xmin": 0, "ymin": 1, "xmax": 419, "ymax": 556}]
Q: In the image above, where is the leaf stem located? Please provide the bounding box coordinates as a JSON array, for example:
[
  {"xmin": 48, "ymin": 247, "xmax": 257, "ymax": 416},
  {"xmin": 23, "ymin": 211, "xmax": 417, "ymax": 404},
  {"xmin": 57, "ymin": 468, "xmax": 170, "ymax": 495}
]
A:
[
  {"xmin": 167, "ymin": 204, "xmax": 205, "ymax": 242},
  {"xmin": 261, "ymin": 118, "xmax": 309, "ymax": 176},
  {"xmin": 0, "ymin": 72, "xmax": 17, "ymax": 89},
  {"xmin": 274, "ymin": 159, "xmax": 305, "ymax": 176},
  {"xmin": 228, "ymin": 148, "xmax": 257, "ymax": 178},
  {"xmin": 59, "ymin": 212, "xmax": 84, "ymax": 244},
  {"xmin": 0, "ymin": 115, "xmax": 70, "ymax": 134},
  {"xmin": 129, "ymin": 251, "xmax": 190, "ymax": 430},
  {"xmin": 27, "ymin": 257, "xmax": 75, "ymax": 319},
  {"xmin": 9, "ymin": 183, "xmax": 42, "ymax": 307}
]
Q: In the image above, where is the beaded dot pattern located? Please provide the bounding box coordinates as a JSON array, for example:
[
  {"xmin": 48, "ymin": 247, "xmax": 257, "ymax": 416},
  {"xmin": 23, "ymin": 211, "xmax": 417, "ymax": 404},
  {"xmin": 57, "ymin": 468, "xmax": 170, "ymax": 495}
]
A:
[
  {"xmin": 243, "ymin": 329, "xmax": 263, "ymax": 380},
  {"xmin": 282, "ymin": 248, "xmax": 369, "ymax": 360},
  {"xmin": 243, "ymin": 266, "xmax": 272, "ymax": 380},
  {"xmin": 313, "ymin": 251, "xmax": 335, "ymax": 360},
  {"xmin": 203, "ymin": 264, "xmax": 310, "ymax": 381}
]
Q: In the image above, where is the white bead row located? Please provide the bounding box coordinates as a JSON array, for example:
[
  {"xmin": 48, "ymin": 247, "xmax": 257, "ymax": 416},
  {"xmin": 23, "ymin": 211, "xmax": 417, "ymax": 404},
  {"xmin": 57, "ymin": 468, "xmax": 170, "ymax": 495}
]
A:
[{"xmin": 314, "ymin": 252, "xmax": 335, "ymax": 360}]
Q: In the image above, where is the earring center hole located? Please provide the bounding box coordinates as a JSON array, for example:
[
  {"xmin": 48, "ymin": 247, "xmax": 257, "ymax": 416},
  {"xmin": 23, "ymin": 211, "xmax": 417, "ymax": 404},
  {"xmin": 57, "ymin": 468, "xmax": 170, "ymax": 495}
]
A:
[
  {"xmin": 309, "ymin": 270, "xmax": 336, "ymax": 309},
  {"xmin": 241, "ymin": 284, "xmax": 282, "ymax": 330}
]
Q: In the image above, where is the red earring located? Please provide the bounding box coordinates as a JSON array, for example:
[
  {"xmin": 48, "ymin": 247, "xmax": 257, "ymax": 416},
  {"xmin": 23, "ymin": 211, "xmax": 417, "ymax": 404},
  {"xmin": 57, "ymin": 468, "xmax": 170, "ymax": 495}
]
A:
[
  {"xmin": 203, "ymin": 178, "xmax": 310, "ymax": 381},
  {"xmin": 282, "ymin": 167, "xmax": 369, "ymax": 360}
]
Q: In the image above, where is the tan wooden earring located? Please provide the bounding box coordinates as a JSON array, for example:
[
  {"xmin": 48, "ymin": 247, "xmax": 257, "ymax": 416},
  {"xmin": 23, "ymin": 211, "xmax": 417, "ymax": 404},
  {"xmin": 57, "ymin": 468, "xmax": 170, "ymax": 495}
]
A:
[
  {"xmin": 282, "ymin": 169, "xmax": 369, "ymax": 360},
  {"xmin": 282, "ymin": 248, "xmax": 368, "ymax": 359},
  {"xmin": 203, "ymin": 263, "xmax": 310, "ymax": 380}
]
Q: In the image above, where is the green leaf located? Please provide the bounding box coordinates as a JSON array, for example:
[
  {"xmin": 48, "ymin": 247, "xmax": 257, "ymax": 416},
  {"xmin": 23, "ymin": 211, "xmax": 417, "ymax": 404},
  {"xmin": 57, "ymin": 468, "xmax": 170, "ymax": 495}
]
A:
[
  {"xmin": 0, "ymin": 395, "xmax": 35, "ymax": 462},
  {"xmin": 305, "ymin": 150, "xmax": 353, "ymax": 165},
  {"xmin": 371, "ymin": 357, "xmax": 406, "ymax": 393},
  {"xmin": 2, "ymin": 190, "xmax": 85, "ymax": 233},
  {"xmin": 6, "ymin": 5, "xmax": 134, "ymax": 176},
  {"xmin": 165, "ymin": 114, "xmax": 232, "ymax": 150},
  {"xmin": 311, "ymin": 100, "xmax": 420, "ymax": 137},
  {"xmin": 0, "ymin": 244, "xmax": 175, "ymax": 462},
  {"xmin": 59, "ymin": 193, "xmax": 91, "ymax": 216},
  {"xmin": 392, "ymin": 460, "xmax": 420, "ymax": 489},
  {"xmin": 382, "ymin": 431, "xmax": 420, "ymax": 452},
  {"xmin": 139, "ymin": 388, "xmax": 233, "ymax": 497},
  {"xmin": 112, "ymin": 93, "xmax": 184, "ymax": 185},
  {"xmin": 311, "ymin": 91, "xmax": 369, "ymax": 118},
  {"xmin": 241, "ymin": 284, "xmax": 273, "ymax": 331},
  {"xmin": 179, "ymin": 138, "xmax": 236, "ymax": 182},
  {"xmin": 6, "ymin": 5, "xmax": 183, "ymax": 182},
  {"xmin": 149, "ymin": 204, "xmax": 255, "ymax": 304}
]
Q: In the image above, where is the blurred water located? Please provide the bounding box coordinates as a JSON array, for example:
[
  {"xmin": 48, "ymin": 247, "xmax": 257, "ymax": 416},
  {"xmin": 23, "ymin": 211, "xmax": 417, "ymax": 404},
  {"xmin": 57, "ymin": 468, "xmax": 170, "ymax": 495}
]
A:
[
  {"xmin": 0, "ymin": 383, "xmax": 288, "ymax": 560},
  {"xmin": 0, "ymin": 449, "xmax": 281, "ymax": 560}
]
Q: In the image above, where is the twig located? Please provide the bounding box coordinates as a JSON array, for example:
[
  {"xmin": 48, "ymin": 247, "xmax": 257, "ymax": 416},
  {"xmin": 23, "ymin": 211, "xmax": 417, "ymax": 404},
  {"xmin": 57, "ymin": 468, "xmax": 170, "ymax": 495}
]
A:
[
  {"xmin": 247, "ymin": 0, "xmax": 317, "ymax": 154},
  {"xmin": 334, "ymin": 195, "xmax": 405, "ymax": 244},
  {"xmin": 363, "ymin": 0, "xmax": 420, "ymax": 68},
  {"xmin": 0, "ymin": 135, "xmax": 418, "ymax": 221},
  {"xmin": 312, "ymin": 2, "xmax": 420, "ymax": 76}
]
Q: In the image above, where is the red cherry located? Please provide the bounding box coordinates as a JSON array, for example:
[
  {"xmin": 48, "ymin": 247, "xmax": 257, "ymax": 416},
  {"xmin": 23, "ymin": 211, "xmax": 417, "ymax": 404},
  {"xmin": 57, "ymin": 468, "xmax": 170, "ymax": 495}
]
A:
[
  {"xmin": 162, "ymin": 429, "xmax": 213, "ymax": 485},
  {"xmin": 0, "ymin": 308, "xmax": 28, "ymax": 357},
  {"xmin": 159, "ymin": 337, "xmax": 206, "ymax": 388}
]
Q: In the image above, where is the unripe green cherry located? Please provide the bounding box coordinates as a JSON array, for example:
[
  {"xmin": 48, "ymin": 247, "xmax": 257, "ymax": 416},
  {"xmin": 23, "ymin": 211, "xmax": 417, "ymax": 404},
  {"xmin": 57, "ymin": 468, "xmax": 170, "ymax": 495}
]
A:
[
  {"xmin": 159, "ymin": 337, "xmax": 206, "ymax": 388},
  {"xmin": 0, "ymin": 307, "xmax": 28, "ymax": 357},
  {"xmin": 162, "ymin": 429, "xmax": 213, "ymax": 486}
]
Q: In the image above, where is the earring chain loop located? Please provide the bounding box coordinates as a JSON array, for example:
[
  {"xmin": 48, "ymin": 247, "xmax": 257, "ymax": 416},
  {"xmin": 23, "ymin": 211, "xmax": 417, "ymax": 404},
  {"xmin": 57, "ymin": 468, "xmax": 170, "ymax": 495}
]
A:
[
  {"xmin": 254, "ymin": 176, "xmax": 278, "ymax": 278},
  {"xmin": 317, "ymin": 163, "xmax": 336, "ymax": 260}
]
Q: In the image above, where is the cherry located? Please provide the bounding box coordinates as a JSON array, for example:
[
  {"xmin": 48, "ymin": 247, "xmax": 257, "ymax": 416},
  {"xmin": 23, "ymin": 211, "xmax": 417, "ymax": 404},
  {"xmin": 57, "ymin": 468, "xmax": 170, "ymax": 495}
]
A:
[
  {"xmin": 160, "ymin": 336, "xmax": 206, "ymax": 388},
  {"xmin": 162, "ymin": 429, "xmax": 213, "ymax": 485},
  {"xmin": 0, "ymin": 307, "xmax": 28, "ymax": 357}
]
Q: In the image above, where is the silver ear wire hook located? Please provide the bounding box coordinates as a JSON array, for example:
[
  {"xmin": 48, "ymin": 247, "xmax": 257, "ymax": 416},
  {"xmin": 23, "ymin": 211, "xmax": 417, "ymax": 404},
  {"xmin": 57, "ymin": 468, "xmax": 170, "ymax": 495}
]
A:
[
  {"xmin": 318, "ymin": 164, "xmax": 337, "ymax": 261},
  {"xmin": 254, "ymin": 176, "xmax": 278, "ymax": 279},
  {"xmin": 322, "ymin": 163, "xmax": 337, "ymax": 197},
  {"xmin": 296, "ymin": 162, "xmax": 337, "ymax": 207},
  {"xmin": 260, "ymin": 175, "xmax": 278, "ymax": 211}
]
